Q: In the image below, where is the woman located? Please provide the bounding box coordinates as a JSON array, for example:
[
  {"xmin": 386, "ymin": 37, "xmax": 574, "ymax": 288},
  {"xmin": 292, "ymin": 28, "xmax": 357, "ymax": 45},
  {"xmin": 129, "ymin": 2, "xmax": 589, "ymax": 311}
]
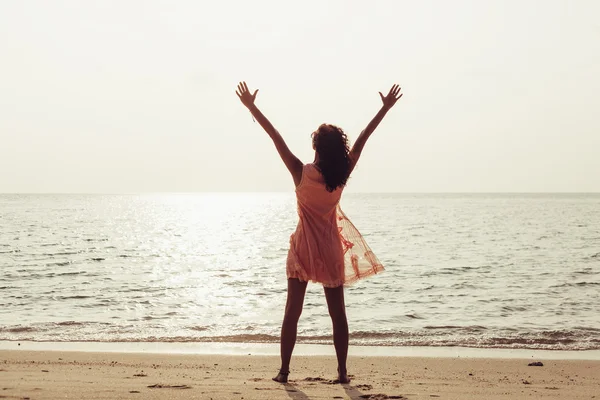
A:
[{"xmin": 236, "ymin": 81, "xmax": 402, "ymax": 384}]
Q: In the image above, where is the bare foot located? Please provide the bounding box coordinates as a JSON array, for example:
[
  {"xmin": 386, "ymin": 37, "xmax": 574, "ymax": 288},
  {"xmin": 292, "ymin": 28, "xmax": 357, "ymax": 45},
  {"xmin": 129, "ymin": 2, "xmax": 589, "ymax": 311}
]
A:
[
  {"xmin": 272, "ymin": 371, "xmax": 289, "ymax": 383},
  {"xmin": 338, "ymin": 368, "xmax": 351, "ymax": 384}
]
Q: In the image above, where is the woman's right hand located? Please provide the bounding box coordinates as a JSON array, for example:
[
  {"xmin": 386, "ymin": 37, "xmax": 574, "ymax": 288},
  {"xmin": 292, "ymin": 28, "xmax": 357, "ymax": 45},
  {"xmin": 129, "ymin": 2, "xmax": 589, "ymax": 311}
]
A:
[
  {"xmin": 379, "ymin": 84, "xmax": 403, "ymax": 110},
  {"xmin": 236, "ymin": 81, "xmax": 259, "ymax": 109}
]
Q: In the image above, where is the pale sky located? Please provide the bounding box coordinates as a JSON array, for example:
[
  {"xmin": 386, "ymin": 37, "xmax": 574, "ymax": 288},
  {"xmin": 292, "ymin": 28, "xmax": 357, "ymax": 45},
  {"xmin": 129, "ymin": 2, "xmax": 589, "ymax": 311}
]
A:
[{"xmin": 1, "ymin": 0, "xmax": 599, "ymax": 193}]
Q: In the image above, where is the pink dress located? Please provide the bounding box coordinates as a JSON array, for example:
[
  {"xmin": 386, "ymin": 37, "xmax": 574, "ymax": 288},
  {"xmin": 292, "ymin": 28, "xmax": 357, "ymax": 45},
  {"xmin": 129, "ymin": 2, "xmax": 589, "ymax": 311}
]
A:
[{"xmin": 286, "ymin": 163, "xmax": 385, "ymax": 287}]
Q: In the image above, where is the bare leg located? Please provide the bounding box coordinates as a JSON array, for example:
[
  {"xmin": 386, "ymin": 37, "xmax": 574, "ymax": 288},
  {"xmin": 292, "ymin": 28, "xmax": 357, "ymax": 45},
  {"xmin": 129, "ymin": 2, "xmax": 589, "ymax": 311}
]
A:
[
  {"xmin": 324, "ymin": 284, "xmax": 350, "ymax": 383},
  {"xmin": 273, "ymin": 278, "xmax": 308, "ymax": 383}
]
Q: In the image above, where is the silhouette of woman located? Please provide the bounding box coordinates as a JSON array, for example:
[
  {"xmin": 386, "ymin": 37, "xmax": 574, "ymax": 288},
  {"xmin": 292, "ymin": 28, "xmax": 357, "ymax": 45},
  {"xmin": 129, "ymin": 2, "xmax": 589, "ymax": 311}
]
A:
[{"xmin": 236, "ymin": 81, "xmax": 402, "ymax": 383}]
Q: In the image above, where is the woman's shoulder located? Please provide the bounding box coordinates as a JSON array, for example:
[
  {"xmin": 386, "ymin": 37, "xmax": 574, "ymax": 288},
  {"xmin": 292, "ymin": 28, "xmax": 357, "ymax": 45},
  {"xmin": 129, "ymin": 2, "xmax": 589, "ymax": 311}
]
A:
[
  {"xmin": 300, "ymin": 163, "xmax": 326, "ymax": 186},
  {"xmin": 303, "ymin": 163, "xmax": 322, "ymax": 177}
]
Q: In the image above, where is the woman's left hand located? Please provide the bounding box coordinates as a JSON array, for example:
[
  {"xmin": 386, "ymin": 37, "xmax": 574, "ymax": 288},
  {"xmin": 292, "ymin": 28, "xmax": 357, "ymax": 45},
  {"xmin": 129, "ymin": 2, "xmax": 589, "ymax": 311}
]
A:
[
  {"xmin": 236, "ymin": 81, "xmax": 259, "ymax": 108},
  {"xmin": 379, "ymin": 84, "xmax": 402, "ymax": 110}
]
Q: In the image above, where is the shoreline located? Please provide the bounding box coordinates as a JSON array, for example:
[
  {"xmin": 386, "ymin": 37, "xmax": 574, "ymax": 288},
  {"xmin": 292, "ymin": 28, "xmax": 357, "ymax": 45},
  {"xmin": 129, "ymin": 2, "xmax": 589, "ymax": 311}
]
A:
[{"xmin": 3, "ymin": 340, "xmax": 600, "ymax": 360}]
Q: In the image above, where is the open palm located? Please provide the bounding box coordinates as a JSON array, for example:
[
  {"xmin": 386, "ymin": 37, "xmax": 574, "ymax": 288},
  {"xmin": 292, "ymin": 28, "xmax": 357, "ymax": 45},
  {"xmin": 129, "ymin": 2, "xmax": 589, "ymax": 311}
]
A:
[
  {"xmin": 236, "ymin": 81, "xmax": 258, "ymax": 108},
  {"xmin": 379, "ymin": 84, "xmax": 402, "ymax": 110}
]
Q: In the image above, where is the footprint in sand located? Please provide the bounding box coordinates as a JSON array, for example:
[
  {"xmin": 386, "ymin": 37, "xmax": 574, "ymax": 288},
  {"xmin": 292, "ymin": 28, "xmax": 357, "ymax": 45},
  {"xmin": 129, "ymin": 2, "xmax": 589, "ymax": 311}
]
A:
[
  {"xmin": 0, "ymin": 397, "xmax": 31, "ymax": 400},
  {"xmin": 304, "ymin": 377, "xmax": 335, "ymax": 384},
  {"xmin": 359, "ymin": 395, "xmax": 407, "ymax": 400},
  {"xmin": 304, "ymin": 376, "xmax": 354, "ymax": 385},
  {"xmin": 147, "ymin": 384, "xmax": 192, "ymax": 389},
  {"xmin": 356, "ymin": 384, "xmax": 373, "ymax": 390}
]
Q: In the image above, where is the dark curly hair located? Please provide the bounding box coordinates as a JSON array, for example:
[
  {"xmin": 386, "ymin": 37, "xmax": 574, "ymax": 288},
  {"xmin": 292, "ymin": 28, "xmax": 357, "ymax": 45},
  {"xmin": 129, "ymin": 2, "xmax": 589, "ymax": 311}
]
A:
[{"xmin": 311, "ymin": 124, "xmax": 351, "ymax": 192}]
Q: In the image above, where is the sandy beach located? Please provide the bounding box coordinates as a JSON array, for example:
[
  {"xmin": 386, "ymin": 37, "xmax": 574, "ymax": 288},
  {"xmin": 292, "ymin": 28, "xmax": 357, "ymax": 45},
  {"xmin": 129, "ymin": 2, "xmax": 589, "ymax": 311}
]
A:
[{"xmin": 1, "ymin": 349, "xmax": 598, "ymax": 399}]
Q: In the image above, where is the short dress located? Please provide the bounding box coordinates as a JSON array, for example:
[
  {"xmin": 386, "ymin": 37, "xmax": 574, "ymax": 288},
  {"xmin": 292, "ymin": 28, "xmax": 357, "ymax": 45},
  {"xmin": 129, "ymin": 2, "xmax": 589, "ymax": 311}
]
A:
[{"xmin": 286, "ymin": 163, "xmax": 384, "ymax": 287}]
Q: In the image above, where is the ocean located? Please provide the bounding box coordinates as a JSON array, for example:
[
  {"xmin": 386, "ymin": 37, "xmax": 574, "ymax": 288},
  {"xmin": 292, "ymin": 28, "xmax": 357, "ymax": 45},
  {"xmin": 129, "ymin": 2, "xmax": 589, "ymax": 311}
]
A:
[{"xmin": 1, "ymin": 193, "xmax": 599, "ymax": 350}]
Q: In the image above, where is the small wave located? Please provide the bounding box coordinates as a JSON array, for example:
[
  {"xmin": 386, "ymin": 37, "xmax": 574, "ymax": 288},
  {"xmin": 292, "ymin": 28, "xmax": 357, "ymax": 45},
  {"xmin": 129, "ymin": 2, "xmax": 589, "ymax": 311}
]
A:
[
  {"xmin": 421, "ymin": 270, "xmax": 456, "ymax": 277},
  {"xmin": 350, "ymin": 331, "xmax": 410, "ymax": 339},
  {"xmin": 56, "ymin": 321, "xmax": 85, "ymax": 326},
  {"xmin": 416, "ymin": 285, "xmax": 435, "ymax": 291},
  {"xmin": 46, "ymin": 261, "xmax": 72, "ymax": 267},
  {"xmin": 56, "ymin": 271, "xmax": 84, "ymax": 276},
  {"xmin": 500, "ymin": 306, "xmax": 528, "ymax": 312},
  {"xmin": 189, "ymin": 326, "xmax": 211, "ymax": 332},
  {"xmin": 442, "ymin": 266, "xmax": 483, "ymax": 273},
  {"xmin": 42, "ymin": 251, "xmax": 80, "ymax": 256},
  {"xmin": 573, "ymin": 269, "xmax": 597, "ymax": 275},
  {"xmin": 572, "ymin": 326, "xmax": 600, "ymax": 332},
  {"xmin": 141, "ymin": 315, "xmax": 172, "ymax": 321},
  {"xmin": 1, "ymin": 326, "xmax": 36, "ymax": 333},
  {"xmin": 451, "ymin": 283, "xmax": 478, "ymax": 289},
  {"xmin": 2, "ymin": 327, "xmax": 599, "ymax": 350},
  {"xmin": 551, "ymin": 281, "xmax": 600, "ymax": 288},
  {"xmin": 424, "ymin": 325, "xmax": 487, "ymax": 331},
  {"xmin": 90, "ymin": 258, "xmax": 105, "ymax": 262},
  {"xmin": 121, "ymin": 287, "xmax": 163, "ymax": 294},
  {"xmin": 97, "ymin": 330, "xmax": 600, "ymax": 350},
  {"xmin": 57, "ymin": 295, "xmax": 93, "ymax": 300}
]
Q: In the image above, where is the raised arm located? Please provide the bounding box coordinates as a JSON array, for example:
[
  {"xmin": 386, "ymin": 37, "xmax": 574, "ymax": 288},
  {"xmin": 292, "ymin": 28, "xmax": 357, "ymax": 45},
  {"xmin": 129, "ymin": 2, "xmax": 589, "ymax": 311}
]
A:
[
  {"xmin": 236, "ymin": 81, "xmax": 303, "ymax": 186},
  {"xmin": 349, "ymin": 84, "xmax": 403, "ymax": 173}
]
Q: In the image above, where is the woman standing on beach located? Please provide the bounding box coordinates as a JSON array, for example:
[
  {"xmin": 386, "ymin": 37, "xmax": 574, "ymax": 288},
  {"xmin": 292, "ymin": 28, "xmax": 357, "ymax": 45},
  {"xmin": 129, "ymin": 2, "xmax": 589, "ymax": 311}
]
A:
[{"xmin": 236, "ymin": 81, "xmax": 402, "ymax": 384}]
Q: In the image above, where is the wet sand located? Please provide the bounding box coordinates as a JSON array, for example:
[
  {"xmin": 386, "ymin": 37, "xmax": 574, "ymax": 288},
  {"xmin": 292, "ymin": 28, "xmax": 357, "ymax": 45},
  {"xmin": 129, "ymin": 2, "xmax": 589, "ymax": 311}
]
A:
[{"xmin": 1, "ymin": 349, "xmax": 599, "ymax": 399}]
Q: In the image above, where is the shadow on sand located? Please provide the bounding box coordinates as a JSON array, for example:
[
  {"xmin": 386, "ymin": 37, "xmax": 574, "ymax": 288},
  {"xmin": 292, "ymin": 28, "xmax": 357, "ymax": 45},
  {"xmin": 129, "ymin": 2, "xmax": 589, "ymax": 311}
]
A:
[
  {"xmin": 283, "ymin": 382, "xmax": 369, "ymax": 400},
  {"xmin": 343, "ymin": 383, "xmax": 369, "ymax": 399},
  {"xmin": 284, "ymin": 383, "xmax": 311, "ymax": 400}
]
